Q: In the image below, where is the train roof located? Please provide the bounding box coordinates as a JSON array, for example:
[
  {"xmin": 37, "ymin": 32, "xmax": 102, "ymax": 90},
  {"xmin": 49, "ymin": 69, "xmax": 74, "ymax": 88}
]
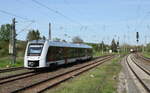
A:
[
  {"xmin": 29, "ymin": 40, "xmax": 92, "ymax": 49},
  {"xmin": 48, "ymin": 41, "xmax": 92, "ymax": 48},
  {"xmin": 29, "ymin": 40, "xmax": 45, "ymax": 43}
]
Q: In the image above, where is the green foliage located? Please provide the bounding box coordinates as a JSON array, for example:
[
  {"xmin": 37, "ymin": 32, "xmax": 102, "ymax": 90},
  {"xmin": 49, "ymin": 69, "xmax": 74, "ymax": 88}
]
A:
[
  {"xmin": 72, "ymin": 36, "xmax": 83, "ymax": 43},
  {"xmin": 142, "ymin": 52, "xmax": 150, "ymax": 58},
  {"xmin": 111, "ymin": 39, "xmax": 117, "ymax": 52},
  {"xmin": 16, "ymin": 40, "xmax": 27, "ymax": 57},
  {"xmin": 47, "ymin": 56, "xmax": 122, "ymax": 93},
  {"xmin": 42, "ymin": 36, "xmax": 46, "ymax": 40},
  {"xmin": 0, "ymin": 24, "xmax": 12, "ymax": 57},
  {"xmin": 26, "ymin": 29, "xmax": 42, "ymax": 41},
  {"xmin": 0, "ymin": 24, "xmax": 27, "ymax": 57},
  {"xmin": 0, "ymin": 41, "xmax": 9, "ymax": 57},
  {"xmin": 146, "ymin": 43, "xmax": 150, "ymax": 52},
  {"xmin": 0, "ymin": 24, "xmax": 12, "ymax": 41},
  {"xmin": 0, "ymin": 57, "xmax": 23, "ymax": 68},
  {"xmin": 93, "ymin": 52, "xmax": 108, "ymax": 57},
  {"xmin": 86, "ymin": 42, "xmax": 109, "ymax": 53},
  {"xmin": 0, "ymin": 40, "xmax": 27, "ymax": 57},
  {"xmin": 53, "ymin": 37, "xmax": 61, "ymax": 42}
]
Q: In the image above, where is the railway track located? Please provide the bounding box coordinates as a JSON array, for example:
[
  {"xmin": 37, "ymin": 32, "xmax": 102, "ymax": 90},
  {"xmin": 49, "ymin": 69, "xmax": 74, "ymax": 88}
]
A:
[
  {"xmin": 0, "ymin": 71, "xmax": 36, "ymax": 84},
  {"xmin": 125, "ymin": 55, "xmax": 150, "ymax": 93},
  {"xmin": 0, "ymin": 55, "xmax": 113, "ymax": 93},
  {"xmin": 131, "ymin": 55, "xmax": 150, "ymax": 75},
  {"xmin": 136, "ymin": 53, "xmax": 150, "ymax": 62},
  {"xmin": 0, "ymin": 55, "xmax": 111, "ymax": 74},
  {"xmin": 0, "ymin": 55, "xmax": 112, "ymax": 83},
  {"xmin": 0, "ymin": 66, "xmax": 24, "ymax": 73},
  {"xmin": 10, "ymin": 55, "xmax": 114, "ymax": 93}
]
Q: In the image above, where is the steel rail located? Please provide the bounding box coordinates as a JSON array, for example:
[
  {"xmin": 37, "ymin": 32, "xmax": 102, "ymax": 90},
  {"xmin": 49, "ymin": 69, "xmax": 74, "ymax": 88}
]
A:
[
  {"xmin": 0, "ymin": 71, "xmax": 37, "ymax": 85},
  {"xmin": 0, "ymin": 67, "xmax": 24, "ymax": 73},
  {"xmin": 131, "ymin": 56, "xmax": 150, "ymax": 75},
  {"xmin": 12, "ymin": 56, "xmax": 114, "ymax": 93},
  {"xmin": 0, "ymin": 55, "xmax": 111, "ymax": 85},
  {"xmin": 126, "ymin": 55, "xmax": 150, "ymax": 93}
]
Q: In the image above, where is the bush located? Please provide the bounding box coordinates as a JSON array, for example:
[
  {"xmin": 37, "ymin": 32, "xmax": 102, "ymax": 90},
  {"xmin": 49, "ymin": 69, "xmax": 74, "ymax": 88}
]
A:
[{"xmin": 0, "ymin": 48, "xmax": 8, "ymax": 57}]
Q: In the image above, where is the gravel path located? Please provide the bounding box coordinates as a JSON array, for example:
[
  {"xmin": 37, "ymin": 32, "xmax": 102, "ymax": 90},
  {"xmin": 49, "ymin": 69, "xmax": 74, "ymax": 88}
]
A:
[{"xmin": 120, "ymin": 56, "xmax": 141, "ymax": 93}]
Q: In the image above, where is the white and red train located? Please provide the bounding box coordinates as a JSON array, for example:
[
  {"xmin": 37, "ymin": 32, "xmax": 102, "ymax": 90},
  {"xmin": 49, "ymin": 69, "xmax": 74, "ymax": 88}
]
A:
[{"xmin": 24, "ymin": 40, "xmax": 93, "ymax": 69}]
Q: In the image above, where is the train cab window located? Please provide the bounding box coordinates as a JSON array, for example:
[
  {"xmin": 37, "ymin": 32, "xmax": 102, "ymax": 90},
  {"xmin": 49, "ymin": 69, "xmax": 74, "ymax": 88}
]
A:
[{"xmin": 28, "ymin": 44, "xmax": 43, "ymax": 56}]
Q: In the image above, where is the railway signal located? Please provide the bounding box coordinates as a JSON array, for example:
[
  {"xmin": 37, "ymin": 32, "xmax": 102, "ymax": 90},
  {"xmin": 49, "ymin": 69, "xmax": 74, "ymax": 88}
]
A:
[
  {"xmin": 136, "ymin": 32, "xmax": 139, "ymax": 43},
  {"xmin": 136, "ymin": 32, "xmax": 139, "ymax": 52}
]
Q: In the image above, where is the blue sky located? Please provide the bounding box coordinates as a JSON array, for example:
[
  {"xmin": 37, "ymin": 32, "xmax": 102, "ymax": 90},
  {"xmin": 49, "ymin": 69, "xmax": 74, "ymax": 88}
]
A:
[{"xmin": 0, "ymin": 0, "xmax": 150, "ymax": 45}]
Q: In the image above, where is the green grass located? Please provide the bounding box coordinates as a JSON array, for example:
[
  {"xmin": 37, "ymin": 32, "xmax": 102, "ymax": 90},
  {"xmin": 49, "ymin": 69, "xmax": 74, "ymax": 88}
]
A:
[
  {"xmin": 93, "ymin": 51, "xmax": 127, "ymax": 57},
  {"xmin": 0, "ymin": 57, "xmax": 23, "ymax": 68},
  {"xmin": 93, "ymin": 51, "xmax": 110, "ymax": 57},
  {"xmin": 47, "ymin": 56, "xmax": 122, "ymax": 93},
  {"xmin": 142, "ymin": 52, "xmax": 150, "ymax": 58}
]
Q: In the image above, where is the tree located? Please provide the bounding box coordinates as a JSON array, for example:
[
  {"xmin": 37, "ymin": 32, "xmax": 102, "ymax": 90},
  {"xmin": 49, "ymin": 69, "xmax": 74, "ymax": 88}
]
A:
[
  {"xmin": 0, "ymin": 24, "xmax": 12, "ymax": 56},
  {"xmin": 36, "ymin": 30, "xmax": 41, "ymax": 39},
  {"xmin": 117, "ymin": 41, "xmax": 119, "ymax": 47},
  {"xmin": 53, "ymin": 37, "xmax": 61, "ymax": 42},
  {"xmin": 72, "ymin": 36, "xmax": 83, "ymax": 43},
  {"xmin": 111, "ymin": 39, "xmax": 117, "ymax": 52},
  {"xmin": 0, "ymin": 24, "xmax": 12, "ymax": 42},
  {"xmin": 62, "ymin": 39, "xmax": 67, "ymax": 42},
  {"xmin": 42, "ymin": 36, "xmax": 46, "ymax": 40},
  {"xmin": 146, "ymin": 43, "xmax": 150, "ymax": 52},
  {"xmin": 26, "ymin": 29, "xmax": 41, "ymax": 41}
]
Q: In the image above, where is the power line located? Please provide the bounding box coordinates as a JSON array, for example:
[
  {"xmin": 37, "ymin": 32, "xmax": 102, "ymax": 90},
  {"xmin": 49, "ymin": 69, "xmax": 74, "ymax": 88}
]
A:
[
  {"xmin": 134, "ymin": 0, "xmax": 150, "ymax": 33},
  {"xmin": 0, "ymin": 9, "xmax": 35, "ymax": 22},
  {"xmin": 15, "ymin": 0, "xmax": 55, "ymax": 24},
  {"xmin": 17, "ymin": 21, "xmax": 35, "ymax": 35},
  {"xmin": 0, "ymin": 9, "xmax": 36, "ymax": 35},
  {"xmin": 31, "ymin": 0, "xmax": 82, "ymax": 25}
]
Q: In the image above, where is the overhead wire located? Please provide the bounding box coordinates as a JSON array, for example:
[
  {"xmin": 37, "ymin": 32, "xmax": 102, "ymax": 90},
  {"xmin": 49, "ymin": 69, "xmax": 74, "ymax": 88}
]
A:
[
  {"xmin": 17, "ymin": 22, "xmax": 35, "ymax": 35},
  {"xmin": 0, "ymin": 9, "xmax": 36, "ymax": 35},
  {"xmin": 0, "ymin": 9, "xmax": 35, "ymax": 22},
  {"xmin": 63, "ymin": 0, "xmax": 90, "ymax": 31},
  {"xmin": 31, "ymin": 0, "xmax": 88, "ymax": 41},
  {"xmin": 15, "ymin": 0, "xmax": 55, "ymax": 24},
  {"xmin": 134, "ymin": 0, "xmax": 150, "ymax": 32},
  {"xmin": 31, "ymin": 0, "xmax": 83, "ymax": 26}
]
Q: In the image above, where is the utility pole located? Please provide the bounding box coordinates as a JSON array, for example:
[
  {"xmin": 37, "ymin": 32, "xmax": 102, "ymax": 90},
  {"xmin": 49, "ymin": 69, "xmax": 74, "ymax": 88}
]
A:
[
  {"xmin": 102, "ymin": 25, "xmax": 106, "ymax": 54},
  {"xmin": 117, "ymin": 37, "xmax": 120, "ymax": 54},
  {"xmin": 11, "ymin": 18, "xmax": 16, "ymax": 64},
  {"xmin": 144, "ymin": 35, "xmax": 147, "ymax": 52},
  {"xmin": 123, "ymin": 34, "xmax": 126, "ymax": 53},
  {"xmin": 102, "ymin": 41, "xmax": 104, "ymax": 54},
  {"xmin": 49, "ymin": 23, "xmax": 51, "ymax": 40}
]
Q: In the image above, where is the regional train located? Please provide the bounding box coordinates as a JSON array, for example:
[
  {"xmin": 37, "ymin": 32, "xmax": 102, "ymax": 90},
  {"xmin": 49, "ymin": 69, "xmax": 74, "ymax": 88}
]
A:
[{"xmin": 24, "ymin": 40, "xmax": 93, "ymax": 69}]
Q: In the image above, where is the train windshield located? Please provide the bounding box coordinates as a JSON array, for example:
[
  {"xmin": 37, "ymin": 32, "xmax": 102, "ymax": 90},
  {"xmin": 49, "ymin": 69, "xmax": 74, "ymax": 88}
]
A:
[{"xmin": 28, "ymin": 44, "xmax": 43, "ymax": 56}]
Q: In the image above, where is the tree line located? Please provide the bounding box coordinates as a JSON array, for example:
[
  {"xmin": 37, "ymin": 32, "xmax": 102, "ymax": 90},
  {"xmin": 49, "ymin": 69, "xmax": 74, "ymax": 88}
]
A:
[{"xmin": 0, "ymin": 23, "xmax": 122, "ymax": 57}]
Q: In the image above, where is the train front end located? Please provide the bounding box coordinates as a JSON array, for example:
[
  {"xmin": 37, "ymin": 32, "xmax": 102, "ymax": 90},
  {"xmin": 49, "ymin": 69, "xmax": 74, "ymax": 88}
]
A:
[{"xmin": 24, "ymin": 40, "xmax": 48, "ymax": 69}]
